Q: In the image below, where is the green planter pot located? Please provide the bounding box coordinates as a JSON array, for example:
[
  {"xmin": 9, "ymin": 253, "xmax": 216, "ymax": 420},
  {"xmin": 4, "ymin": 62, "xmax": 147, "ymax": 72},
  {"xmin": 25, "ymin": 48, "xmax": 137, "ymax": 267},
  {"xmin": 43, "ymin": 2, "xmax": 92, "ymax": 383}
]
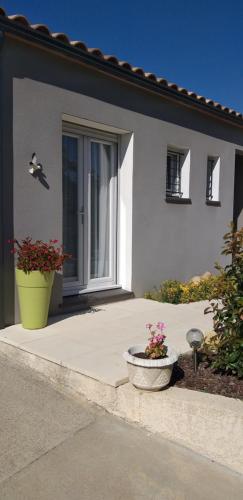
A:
[{"xmin": 16, "ymin": 269, "xmax": 54, "ymax": 329}]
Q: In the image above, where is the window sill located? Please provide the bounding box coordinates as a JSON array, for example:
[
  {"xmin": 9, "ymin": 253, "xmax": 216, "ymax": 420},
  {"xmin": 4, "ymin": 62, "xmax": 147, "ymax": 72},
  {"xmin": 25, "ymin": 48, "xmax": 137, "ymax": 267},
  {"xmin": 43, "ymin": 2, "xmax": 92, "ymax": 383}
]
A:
[
  {"xmin": 165, "ymin": 196, "xmax": 192, "ymax": 205},
  {"xmin": 206, "ymin": 200, "xmax": 221, "ymax": 207}
]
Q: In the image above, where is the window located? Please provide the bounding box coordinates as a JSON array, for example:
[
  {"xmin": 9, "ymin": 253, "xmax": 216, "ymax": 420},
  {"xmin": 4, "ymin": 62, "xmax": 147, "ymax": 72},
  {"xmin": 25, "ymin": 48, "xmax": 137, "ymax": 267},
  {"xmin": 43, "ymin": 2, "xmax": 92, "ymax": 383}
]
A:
[
  {"xmin": 166, "ymin": 148, "xmax": 190, "ymax": 202},
  {"xmin": 206, "ymin": 157, "xmax": 215, "ymax": 201},
  {"xmin": 206, "ymin": 156, "xmax": 220, "ymax": 203},
  {"xmin": 166, "ymin": 150, "xmax": 183, "ymax": 197}
]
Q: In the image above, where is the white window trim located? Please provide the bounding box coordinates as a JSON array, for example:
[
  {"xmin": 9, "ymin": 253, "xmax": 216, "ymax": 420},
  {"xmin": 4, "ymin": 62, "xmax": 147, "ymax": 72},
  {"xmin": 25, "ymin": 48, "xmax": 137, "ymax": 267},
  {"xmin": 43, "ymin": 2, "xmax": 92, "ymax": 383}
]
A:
[
  {"xmin": 206, "ymin": 156, "xmax": 220, "ymax": 202},
  {"xmin": 166, "ymin": 146, "xmax": 190, "ymax": 199},
  {"xmin": 181, "ymin": 150, "xmax": 190, "ymax": 199}
]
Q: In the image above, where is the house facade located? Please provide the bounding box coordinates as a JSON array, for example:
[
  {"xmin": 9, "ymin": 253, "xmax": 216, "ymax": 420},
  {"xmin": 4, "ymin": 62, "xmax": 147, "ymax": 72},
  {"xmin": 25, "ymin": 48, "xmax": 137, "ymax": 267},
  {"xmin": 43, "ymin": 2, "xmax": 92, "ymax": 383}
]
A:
[{"xmin": 0, "ymin": 8, "xmax": 242, "ymax": 327}]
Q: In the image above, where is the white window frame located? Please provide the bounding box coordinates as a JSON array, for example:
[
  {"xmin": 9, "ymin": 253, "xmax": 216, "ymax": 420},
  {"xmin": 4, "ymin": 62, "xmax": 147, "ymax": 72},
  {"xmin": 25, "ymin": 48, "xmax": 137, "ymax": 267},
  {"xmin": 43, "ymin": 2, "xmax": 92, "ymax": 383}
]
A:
[
  {"xmin": 166, "ymin": 147, "xmax": 190, "ymax": 199},
  {"xmin": 206, "ymin": 156, "xmax": 220, "ymax": 202}
]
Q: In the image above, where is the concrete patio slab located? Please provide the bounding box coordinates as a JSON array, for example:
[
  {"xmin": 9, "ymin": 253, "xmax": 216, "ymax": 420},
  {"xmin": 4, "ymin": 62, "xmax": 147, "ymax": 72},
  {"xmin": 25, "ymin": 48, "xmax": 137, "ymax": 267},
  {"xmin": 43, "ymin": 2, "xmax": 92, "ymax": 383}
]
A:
[{"xmin": 0, "ymin": 298, "xmax": 213, "ymax": 387}]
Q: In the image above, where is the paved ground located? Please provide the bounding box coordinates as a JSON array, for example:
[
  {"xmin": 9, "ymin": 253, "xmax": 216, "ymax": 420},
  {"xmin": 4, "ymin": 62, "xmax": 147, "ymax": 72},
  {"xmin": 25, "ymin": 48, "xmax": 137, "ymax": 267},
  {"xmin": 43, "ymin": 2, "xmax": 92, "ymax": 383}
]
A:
[
  {"xmin": 0, "ymin": 298, "xmax": 213, "ymax": 386},
  {"xmin": 0, "ymin": 353, "xmax": 242, "ymax": 500}
]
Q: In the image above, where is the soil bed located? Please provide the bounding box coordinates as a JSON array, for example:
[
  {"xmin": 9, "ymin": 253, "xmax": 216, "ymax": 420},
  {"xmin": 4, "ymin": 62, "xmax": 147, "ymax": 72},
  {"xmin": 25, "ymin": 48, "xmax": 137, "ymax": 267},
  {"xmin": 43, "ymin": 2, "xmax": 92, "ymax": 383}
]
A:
[
  {"xmin": 133, "ymin": 352, "xmax": 167, "ymax": 360},
  {"xmin": 172, "ymin": 353, "xmax": 243, "ymax": 399}
]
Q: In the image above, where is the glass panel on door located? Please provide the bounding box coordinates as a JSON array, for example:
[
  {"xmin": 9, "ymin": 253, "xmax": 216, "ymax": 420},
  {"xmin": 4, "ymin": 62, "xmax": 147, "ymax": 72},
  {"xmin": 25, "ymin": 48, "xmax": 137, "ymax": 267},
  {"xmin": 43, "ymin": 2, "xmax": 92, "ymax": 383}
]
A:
[
  {"xmin": 62, "ymin": 135, "xmax": 78, "ymax": 280},
  {"xmin": 90, "ymin": 142, "xmax": 112, "ymax": 279}
]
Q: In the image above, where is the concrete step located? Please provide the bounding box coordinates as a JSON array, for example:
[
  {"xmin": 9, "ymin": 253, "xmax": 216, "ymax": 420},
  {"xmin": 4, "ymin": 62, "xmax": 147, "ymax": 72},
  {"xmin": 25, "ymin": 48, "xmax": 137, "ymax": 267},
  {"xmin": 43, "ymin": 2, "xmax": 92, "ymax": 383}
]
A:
[{"xmin": 59, "ymin": 288, "xmax": 134, "ymax": 314}]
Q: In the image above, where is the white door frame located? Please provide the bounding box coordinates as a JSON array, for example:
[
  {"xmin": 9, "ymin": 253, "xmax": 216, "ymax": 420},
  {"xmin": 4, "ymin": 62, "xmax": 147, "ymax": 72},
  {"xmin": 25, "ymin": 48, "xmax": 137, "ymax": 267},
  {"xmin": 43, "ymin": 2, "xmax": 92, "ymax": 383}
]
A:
[{"xmin": 62, "ymin": 124, "xmax": 118, "ymax": 295}]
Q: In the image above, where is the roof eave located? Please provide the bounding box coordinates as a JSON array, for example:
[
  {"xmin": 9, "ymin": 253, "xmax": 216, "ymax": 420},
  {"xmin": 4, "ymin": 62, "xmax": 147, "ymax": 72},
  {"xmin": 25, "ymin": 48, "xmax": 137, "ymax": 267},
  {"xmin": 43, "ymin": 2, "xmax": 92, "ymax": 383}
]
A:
[{"xmin": 1, "ymin": 16, "xmax": 243, "ymax": 129}]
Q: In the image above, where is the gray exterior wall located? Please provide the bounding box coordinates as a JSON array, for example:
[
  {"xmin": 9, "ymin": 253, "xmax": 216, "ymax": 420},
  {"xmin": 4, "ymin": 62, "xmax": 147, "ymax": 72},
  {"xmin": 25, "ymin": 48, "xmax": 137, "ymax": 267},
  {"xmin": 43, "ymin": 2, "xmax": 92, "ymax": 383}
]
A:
[{"xmin": 1, "ymin": 35, "xmax": 243, "ymax": 325}]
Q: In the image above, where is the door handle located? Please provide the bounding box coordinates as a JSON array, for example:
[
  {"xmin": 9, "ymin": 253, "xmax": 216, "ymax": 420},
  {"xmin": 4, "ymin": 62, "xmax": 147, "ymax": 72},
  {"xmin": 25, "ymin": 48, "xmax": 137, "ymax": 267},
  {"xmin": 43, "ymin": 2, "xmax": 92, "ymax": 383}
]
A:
[{"xmin": 79, "ymin": 207, "xmax": 85, "ymax": 224}]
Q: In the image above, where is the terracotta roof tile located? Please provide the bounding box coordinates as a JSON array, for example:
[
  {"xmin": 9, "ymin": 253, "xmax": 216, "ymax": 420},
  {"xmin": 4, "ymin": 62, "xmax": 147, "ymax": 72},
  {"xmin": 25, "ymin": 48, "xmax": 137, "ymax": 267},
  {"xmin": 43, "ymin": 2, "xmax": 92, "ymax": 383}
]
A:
[
  {"xmin": 87, "ymin": 48, "xmax": 103, "ymax": 57},
  {"xmin": 30, "ymin": 24, "xmax": 51, "ymax": 36},
  {"xmin": 205, "ymin": 99, "xmax": 214, "ymax": 105},
  {"xmin": 118, "ymin": 61, "xmax": 132, "ymax": 70},
  {"xmin": 157, "ymin": 78, "xmax": 168, "ymax": 86},
  {"xmin": 177, "ymin": 87, "xmax": 188, "ymax": 95},
  {"xmin": 8, "ymin": 14, "xmax": 29, "ymax": 26},
  {"xmin": 103, "ymin": 55, "xmax": 119, "ymax": 64},
  {"xmin": 167, "ymin": 82, "xmax": 179, "ymax": 90},
  {"xmin": 131, "ymin": 67, "xmax": 144, "ymax": 76},
  {"xmin": 52, "ymin": 33, "xmax": 70, "ymax": 44},
  {"xmin": 70, "ymin": 40, "xmax": 87, "ymax": 51},
  {"xmin": 145, "ymin": 72, "xmax": 157, "ymax": 81},
  {"xmin": 0, "ymin": 6, "xmax": 242, "ymax": 123}
]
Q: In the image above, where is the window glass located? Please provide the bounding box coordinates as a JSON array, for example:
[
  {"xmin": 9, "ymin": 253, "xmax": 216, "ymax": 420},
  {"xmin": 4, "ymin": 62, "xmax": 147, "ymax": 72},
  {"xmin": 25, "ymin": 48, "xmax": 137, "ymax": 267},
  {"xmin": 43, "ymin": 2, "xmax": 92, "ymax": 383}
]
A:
[
  {"xmin": 90, "ymin": 142, "xmax": 112, "ymax": 279},
  {"xmin": 206, "ymin": 156, "xmax": 220, "ymax": 202},
  {"xmin": 166, "ymin": 150, "xmax": 184, "ymax": 197},
  {"xmin": 62, "ymin": 135, "xmax": 78, "ymax": 279}
]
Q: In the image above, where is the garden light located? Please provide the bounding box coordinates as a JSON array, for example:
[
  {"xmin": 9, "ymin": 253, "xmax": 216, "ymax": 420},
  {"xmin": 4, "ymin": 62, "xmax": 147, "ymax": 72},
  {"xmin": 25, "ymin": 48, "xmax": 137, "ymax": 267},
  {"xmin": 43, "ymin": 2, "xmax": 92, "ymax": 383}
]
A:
[
  {"xmin": 186, "ymin": 328, "xmax": 204, "ymax": 349},
  {"xmin": 28, "ymin": 152, "xmax": 42, "ymax": 175},
  {"xmin": 186, "ymin": 328, "xmax": 204, "ymax": 373}
]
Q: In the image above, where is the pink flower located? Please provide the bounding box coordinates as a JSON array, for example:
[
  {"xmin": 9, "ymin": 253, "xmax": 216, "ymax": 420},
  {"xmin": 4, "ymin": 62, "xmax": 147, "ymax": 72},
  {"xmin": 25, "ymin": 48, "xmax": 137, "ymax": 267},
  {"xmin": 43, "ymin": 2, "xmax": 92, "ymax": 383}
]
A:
[
  {"xmin": 146, "ymin": 323, "xmax": 153, "ymax": 329},
  {"xmin": 156, "ymin": 321, "xmax": 165, "ymax": 332},
  {"xmin": 149, "ymin": 334, "xmax": 166, "ymax": 347}
]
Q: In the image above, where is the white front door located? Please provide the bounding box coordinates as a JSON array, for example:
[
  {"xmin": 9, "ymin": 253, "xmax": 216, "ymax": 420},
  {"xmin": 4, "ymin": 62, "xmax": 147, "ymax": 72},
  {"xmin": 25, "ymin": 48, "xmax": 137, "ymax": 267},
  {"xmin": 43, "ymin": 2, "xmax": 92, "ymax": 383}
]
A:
[{"xmin": 62, "ymin": 128, "xmax": 118, "ymax": 295}]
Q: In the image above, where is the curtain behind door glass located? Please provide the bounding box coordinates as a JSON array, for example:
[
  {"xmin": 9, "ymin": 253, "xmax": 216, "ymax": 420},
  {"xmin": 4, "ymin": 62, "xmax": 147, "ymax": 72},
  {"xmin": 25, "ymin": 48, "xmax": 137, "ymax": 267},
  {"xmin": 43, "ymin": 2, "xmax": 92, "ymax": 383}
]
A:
[
  {"xmin": 62, "ymin": 136, "xmax": 78, "ymax": 279},
  {"xmin": 90, "ymin": 142, "xmax": 111, "ymax": 279}
]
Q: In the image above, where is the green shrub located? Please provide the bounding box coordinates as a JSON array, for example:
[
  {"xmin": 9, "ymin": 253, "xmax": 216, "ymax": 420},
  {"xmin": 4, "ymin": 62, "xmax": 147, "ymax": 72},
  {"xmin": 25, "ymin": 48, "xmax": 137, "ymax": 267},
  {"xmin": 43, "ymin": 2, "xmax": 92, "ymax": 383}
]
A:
[
  {"xmin": 205, "ymin": 224, "xmax": 243, "ymax": 378},
  {"xmin": 145, "ymin": 280, "xmax": 183, "ymax": 304},
  {"xmin": 144, "ymin": 275, "xmax": 228, "ymax": 305}
]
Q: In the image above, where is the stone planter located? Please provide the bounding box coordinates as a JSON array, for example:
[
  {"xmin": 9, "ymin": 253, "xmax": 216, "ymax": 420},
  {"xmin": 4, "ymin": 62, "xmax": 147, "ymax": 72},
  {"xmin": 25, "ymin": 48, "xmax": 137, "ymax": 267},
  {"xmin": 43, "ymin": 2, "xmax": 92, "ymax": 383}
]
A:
[{"xmin": 123, "ymin": 344, "xmax": 178, "ymax": 391}]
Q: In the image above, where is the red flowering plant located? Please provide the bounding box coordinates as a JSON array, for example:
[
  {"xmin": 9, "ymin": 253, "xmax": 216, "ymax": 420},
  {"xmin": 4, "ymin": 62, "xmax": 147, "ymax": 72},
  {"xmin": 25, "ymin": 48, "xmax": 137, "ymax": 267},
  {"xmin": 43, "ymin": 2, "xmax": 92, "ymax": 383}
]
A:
[
  {"xmin": 8, "ymin": 237, "xmax": 71, "ymax": 273},
  {"xmin": 145, "ymin": 322, "xmax": 168, "ymax": 359}
]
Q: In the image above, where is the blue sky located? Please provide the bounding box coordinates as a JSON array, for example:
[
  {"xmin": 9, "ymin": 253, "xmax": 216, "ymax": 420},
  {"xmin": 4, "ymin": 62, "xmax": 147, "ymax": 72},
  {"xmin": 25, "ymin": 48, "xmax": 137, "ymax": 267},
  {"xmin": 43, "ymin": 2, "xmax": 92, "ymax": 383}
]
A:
[{"xmin": 2, "ymin": 0, "xmax": 243, "ymax": 111}]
